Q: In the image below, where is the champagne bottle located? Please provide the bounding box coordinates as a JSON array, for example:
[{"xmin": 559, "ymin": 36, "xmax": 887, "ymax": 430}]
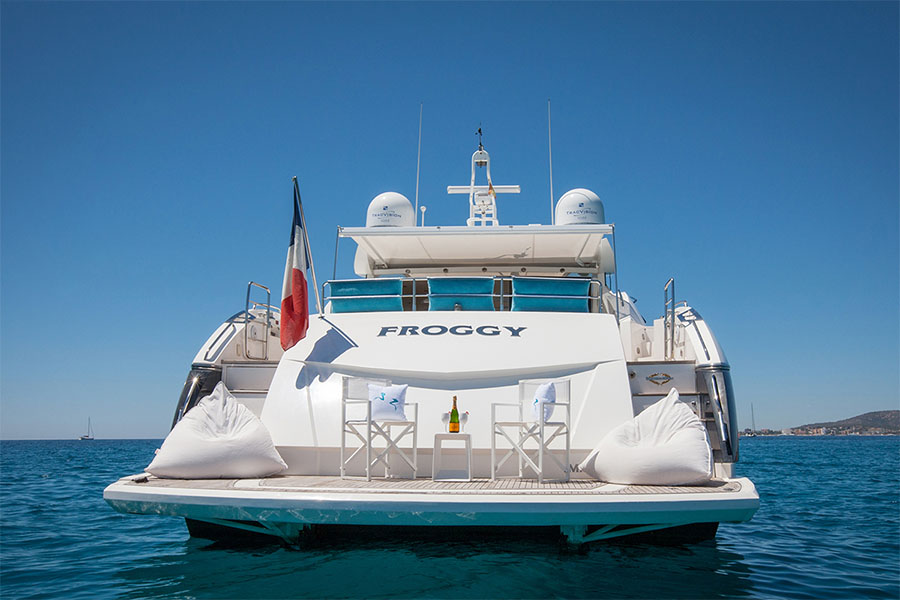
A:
[{"xmin": 449, "ymin": 396, "xmax": 460, "ymax": 433}]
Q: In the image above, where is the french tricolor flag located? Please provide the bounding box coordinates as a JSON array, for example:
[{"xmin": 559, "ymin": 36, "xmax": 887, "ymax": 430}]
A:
[{"xmin": 280, "ymin": 181, "xmax": 310, "ymax": 351}]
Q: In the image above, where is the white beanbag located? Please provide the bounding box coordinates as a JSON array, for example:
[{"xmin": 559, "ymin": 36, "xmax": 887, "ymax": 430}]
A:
[
  {"xmin": 147, "ymin": 382, "xmax": 287, "ymax": 479},
  {"xmin": 579, "ymin": 388, "xmax": 713, "ymax": 485}
]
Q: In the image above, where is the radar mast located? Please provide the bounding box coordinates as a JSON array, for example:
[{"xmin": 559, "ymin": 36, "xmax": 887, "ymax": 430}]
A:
[{"xmin": 447, "ymin": 128, "xmax": 520, "ymax": 226}]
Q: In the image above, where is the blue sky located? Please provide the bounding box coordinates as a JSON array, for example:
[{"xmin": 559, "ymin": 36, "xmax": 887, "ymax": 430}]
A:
[{"xmin": 2, "ymin": 2, "xmax": 897, "ymax": 439}]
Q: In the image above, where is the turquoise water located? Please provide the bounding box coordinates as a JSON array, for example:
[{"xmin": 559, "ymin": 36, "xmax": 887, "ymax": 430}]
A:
[{"xmin": 1, "ymin": 436, "xmax": 898, "ymax": 599}]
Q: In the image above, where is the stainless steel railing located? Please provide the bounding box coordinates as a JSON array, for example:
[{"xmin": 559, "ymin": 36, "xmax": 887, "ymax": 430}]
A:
[
  {"xmin": 243, "ymin": 281, "xmax": 280, "ymax": 360},
  {"xmin": 176, "ymin": 376, "xmax": 200, "ymax": 423},
  {"xmin": 664, "ymin": 278, "xmax": 675, "ymax": 360}
]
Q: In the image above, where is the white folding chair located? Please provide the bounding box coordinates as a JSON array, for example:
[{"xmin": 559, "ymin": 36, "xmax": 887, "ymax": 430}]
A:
[
  {"xmin": 340, "ymin": 376, "xmax": 418, "ymax": 481},
  {"xmin": 491, "ymin": 378, "xmax": 571, "ymax": 483}
]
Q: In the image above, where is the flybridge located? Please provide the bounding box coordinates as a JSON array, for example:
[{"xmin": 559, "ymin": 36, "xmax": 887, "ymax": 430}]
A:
[{"xmin": 378, "ymin": 325, "xmax": 527, "ymax": 337}]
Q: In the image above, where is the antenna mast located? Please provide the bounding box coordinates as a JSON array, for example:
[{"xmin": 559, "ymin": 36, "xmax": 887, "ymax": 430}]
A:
[
  {"xmin": 446, "ymin": 126, "xmax": 520, "ymax": 226},
  {"xmin": 414, "ymin": 103, "xmax": 423, "ymax": 222},
  {"xmin": 548, "ymin": 99, "xmax": 555, "ymax": 225}
]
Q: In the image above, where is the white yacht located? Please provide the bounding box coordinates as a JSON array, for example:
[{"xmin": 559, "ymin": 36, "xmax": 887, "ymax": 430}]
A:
[{"xmin": 104, "ymin": 141, "xmax": 758, "ymax": 547}]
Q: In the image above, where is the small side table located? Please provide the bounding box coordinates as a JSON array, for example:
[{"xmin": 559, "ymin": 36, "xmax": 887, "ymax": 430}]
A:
[{"xmin": 432, "ymin": 433, "xmax": 472, "ymax": 482}]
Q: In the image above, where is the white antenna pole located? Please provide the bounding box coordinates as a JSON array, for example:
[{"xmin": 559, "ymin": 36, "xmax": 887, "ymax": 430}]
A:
[
  {"xmin": 548, "ymin": 99, "xmax": 555, "ymax": 225},
  {"xmin": 420, "ymin": 205, "xmax": 427, "ymax": 227},
  {"xmin": 414, "ymin": 103, "xmax": 423, "ymax": 224}
]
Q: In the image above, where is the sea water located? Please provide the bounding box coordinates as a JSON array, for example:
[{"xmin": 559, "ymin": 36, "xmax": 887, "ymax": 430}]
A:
[{"xmin": 1, "ymin": 436, "xmax": 897, "ymax": 599}]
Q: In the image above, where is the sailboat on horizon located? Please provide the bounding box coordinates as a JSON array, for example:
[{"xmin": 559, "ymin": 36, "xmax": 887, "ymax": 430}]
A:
[
  {"xmin": 744, "ymin": 404, "xmax": 758, "ymax": 437},
  {"xmin": 79, "ymin": 418, "xmax": 95, "ymax": 441}
]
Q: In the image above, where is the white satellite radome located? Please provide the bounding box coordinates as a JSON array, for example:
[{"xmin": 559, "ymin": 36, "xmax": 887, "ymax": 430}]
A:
[
  {"xmin": 555, "ymin": 188, "xmax": 605, "ymax": 225},
  {"xmin": 366, "ymin": 192, "xmax": 415, "ymax": 227}
]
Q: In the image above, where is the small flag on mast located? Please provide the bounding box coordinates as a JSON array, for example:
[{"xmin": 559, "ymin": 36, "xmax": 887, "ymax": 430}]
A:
[{"xmin": 280, "ymin": 181, "xmax": 310, "ymax": 350}]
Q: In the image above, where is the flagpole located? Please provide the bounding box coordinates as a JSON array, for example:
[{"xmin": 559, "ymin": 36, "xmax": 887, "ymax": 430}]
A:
[{"xmin": 292, "ymin": 177, "xmax": 323, "ymax": 316}]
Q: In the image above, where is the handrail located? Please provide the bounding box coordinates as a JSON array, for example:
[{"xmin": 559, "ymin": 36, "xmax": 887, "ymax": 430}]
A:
[
  {"xmin": 203, "ymin": 322, "xmax": 236, "ymax": 361},
  {"xmin": 176, "ymin": 376, "xmax": 200, "ymax": 423},
  {"xmin": 248, "ymin": 301, "xmax": 280, "ymax": 314},
  {"xmin": 664, "ymin": 278, "xmax": 675, "ymax": 360},
  {"xmin": 706, "ymin": 370, "xmax": 734, "ymax": 458},
  {"xmin": 244, "ymin": 282, "xmax": 271, "ymax": 360},
  {"xmin": 611, "ymin": 226, "xmax": 620, "ymax": 325}
]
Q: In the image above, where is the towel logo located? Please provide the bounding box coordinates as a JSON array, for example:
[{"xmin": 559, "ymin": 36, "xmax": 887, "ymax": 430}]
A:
[
  {"xmin": 378, "ymin": 325, "xmax": 526, "ymax": 337},
  {"xmin": 377, "ymin": 392, "xmax": 400, "ymax": 412},
  {"xmin": 647, "ymin": 373, "xmax": 673, "ymax": 386}
]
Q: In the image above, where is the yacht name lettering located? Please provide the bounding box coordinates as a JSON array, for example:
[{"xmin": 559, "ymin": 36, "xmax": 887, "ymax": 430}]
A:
[{"xmin": 378, "ymin": 325, "xmax": 527, "ymax": 337}]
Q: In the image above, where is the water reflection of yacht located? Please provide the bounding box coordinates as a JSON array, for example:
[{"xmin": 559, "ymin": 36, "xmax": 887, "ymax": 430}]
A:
[{"xmin": 104, "ymin": 140, "xmax": 758, "ymax": 547}]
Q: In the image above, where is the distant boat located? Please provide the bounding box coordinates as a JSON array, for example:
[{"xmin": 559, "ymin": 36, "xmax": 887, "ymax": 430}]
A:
[
  {"xmin": 79, "ymin": 418, "xmax": 94, "ymax": 441},
  {"xmin": 745, "ymin": 404, "xmax": 758, "ymax": 436}
]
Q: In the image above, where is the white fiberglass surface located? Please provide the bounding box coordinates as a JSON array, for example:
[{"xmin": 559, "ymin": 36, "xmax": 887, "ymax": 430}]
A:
[
  {"xmin": 260, "ymin": 311, "xmax": 634, "ymax": 458},
  {"xmin": 342, "ymin": 225, "xmax": 612, "ymax": 269}
]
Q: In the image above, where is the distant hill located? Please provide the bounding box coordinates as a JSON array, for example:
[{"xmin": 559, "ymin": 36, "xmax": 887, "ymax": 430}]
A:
[{"xmin": 796, "ymin": 410, "xmax": 899, "ymax": 431}]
